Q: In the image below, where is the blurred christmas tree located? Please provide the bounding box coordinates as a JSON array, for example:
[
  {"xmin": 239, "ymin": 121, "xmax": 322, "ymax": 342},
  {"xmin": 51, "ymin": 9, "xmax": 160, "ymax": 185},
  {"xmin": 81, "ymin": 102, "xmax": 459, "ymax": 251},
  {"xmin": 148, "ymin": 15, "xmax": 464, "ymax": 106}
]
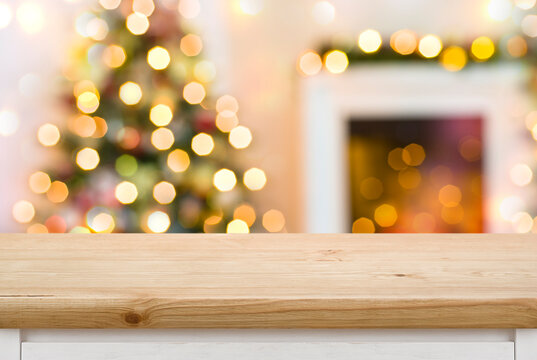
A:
[{"xmin": 20, "ymin": 0, "xmax": 267, "ymax": 234}]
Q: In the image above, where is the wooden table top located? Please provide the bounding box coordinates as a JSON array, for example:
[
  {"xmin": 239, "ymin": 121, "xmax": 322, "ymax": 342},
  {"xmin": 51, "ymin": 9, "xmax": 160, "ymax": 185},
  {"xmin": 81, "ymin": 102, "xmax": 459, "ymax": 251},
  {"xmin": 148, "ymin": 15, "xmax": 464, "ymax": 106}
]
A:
[{"xmin": 0, "ymin": 234, "xmax": 536, "ymax": 329}]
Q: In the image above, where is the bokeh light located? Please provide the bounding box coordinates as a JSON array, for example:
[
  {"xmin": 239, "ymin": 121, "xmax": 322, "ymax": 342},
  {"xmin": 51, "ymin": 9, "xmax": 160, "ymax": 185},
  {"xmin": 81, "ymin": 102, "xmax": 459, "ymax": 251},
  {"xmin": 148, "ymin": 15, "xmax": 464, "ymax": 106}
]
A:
[
  {"xmin": 76, "ymin": 147, "xmax": 100, "ymax": 170},
  {"xmin": 507, "ymin": 36, "xmax": 527, "ymax": 58},
  {"xmin": 150, "ymin": 104, "xmax": 173, "ymax": 127},
  {"xmin": 45, "ymin": 215, "xmax": 67, "ymax": 233},
  {"xmin": 0, "ymin": 3, "xmax": 12, "ymax": 29},
  {"xmin": 522, "ymin": 14, "xmax": 537, "ymax": 37},
  {"xmin": 226, "ymin": 219, "xmax": 249, "ymax": 233},
  {"xmin": 229, "ymin": 125, "xmax": 252, "ymax": 149},
  {"xmin": 216, "ymin": 95, "xmax": 239, "ymax": 113},
  {"xmin": 37, "ymin": 123, "xmax": 60, "ymax": 147},
  {"xmin": 69, "ymin": 115, "xmax": 96, "ymax": 137},
  {"xmin": 178, "ymin": 0, "xmax": 201, "ymax": 19},
  {"xmin": 213, "ymin": 168, "xmax": 237, "ymax": 192},
  {"xmin": 191, "ymin": 132, "xmax": 214, "ymax": 156},
  {"xmin": 27, "ymin": 223, "xmax": 48, "ymax": 233},
  {"xmin": 153, "ymin": 181, "xmax": 176, "ymax": 204},
  {"xmin": 0, "ymin": 110, "xmax": 19, "ymax": 136},
  {"xmin": 352, "ymin": 217, "xmax": 375, "ymax": 233},
  {"xmin": 115, "ymin": 181, "xmax": 138, "ymax": 204},
  {"xmin": 12, "ymin": 200, "xmax": 35, "ymax": 224},
  {"xmin": 29, "ymin": 171, "xmax": 51, "ymax": 194},
  {"xmin": 147, "ymin": 211, "xmax": 170, "ymax": 233},
  {"xmin": 390, "ymin": 30, "xmax": 417, "ymax": 55},
  {"xmin": 180, "ymin": 34, "xmax": 203, "ymax": 56},
  {"xmin": 167, "ymin": 149, "xmax": 190, "ymax": 172},
  {"xmin": 470, "ymin": 36, "xmax": 495, "ymax": 61},
  {"xmin": 398, "ymin": 167, "xmax": 421, "ymax": 189},
  {"xmin": 311, "ymin": 1, "xmax": 335, "ymax": 25},
  {"xmin": 238, "ymin": 0, "xmax": 264, "ymax": 15},
  {"xmin": 441, "ymin": 204, "xmax": 464, "ymax": 224},
  {"xmin": 86, "ymin": 18, "xmax": 108, "ymax": 41},
  {"xmin": 374, "ymin": 204, "xmax": 397, "ymax": 227},
  {"xmin": 216, "ymin": 111, "xmax": 239, "ymax": 132},
  {"xmin": 324, "ymin": 50, "xmax": 348, "ymax": 74},
  {"xmin": 440, "ymin": 46, "xmax": 467, "ymax": 72},
  {"xmin": 46, "ymin": 181, "xmax": 68, "ymax": 203},
  {"xmin": 358, "ymin": 29, "xmax": 382, "ymax": 53},
  {"xmin": 194, "ymin": 60, "xmax": 217, "ymax": 82},
  {"xmin": 126, "ymin": 12, "xmax": 149, "ymax": 35},
  {"xmin": 77, "ymin": 91, "xmax": 100, "ymax": 114},
  {"xmin": 438, "ymin": 184, "xmax": 462, "ymax": 207},
  {"xmin": 183, "ymin": 81, "xmax": 206, "ymax": 104},
  {"xmin": 151, "ymin": 127, "xmax": 175, "ymax": 150},
  {"xmin": 510, "ymin": 163, "xmax": 533, "ymax": 186},
  {"xmin": 511, "ymin": 211, "xmax": 533, "ymax": 233},
  {"xmin": 88, "ymin": 210, "xmax": 115, "ymax": 233},
  {"xmin": 515, "ymin": 0, "xmax": 536, "ymax": 9},
  {"xmin": 147, "ymin": 46, "xmax": 171, "ymax": 70},
  {"xmin": 234, "ymin": 203, "xmax": 256, "ymax": 226},
  {"xmin": 115, "ymin": 154, "xmax": 138, "ymax": 177},
  {"xmin": 99, "ymin": 0, "xmax": 121, "ymax": 10},
  {"xmin": 133, "ymin": 0, "xmax": 155, "ymax": 16},
  {"xmin": 119, "ymin": 81, "xmax": 142, "ymax": 105},
  {"xmin": 487, "ymin": 0, "xmax": 512, "ymax": 21},
  {"xmin": 402, "ymin": 143, "xmax": 425, "ymax": 166},
  {"xmin": 418, "ymin": 34, "xmax": 443, "ymax": 58},
  {"xmin": 359, "ymin": 177, "xmax": 383, "ymax": 200},
  {"xmin": 243, "ymin": 167, "xmax": 266, "ymax": 191},
  {"xmin": 298, "ymin": 51, "xmax": 322, "ymax": 76},
  {"xmin": 16, "ymin": 2, "xmax": 45, "ymax": 34},
  {"xmin": 387, "ymin": 147, "xmax": 406, "ymax": 170},
  {"xmin": 262, "ymin": 209, "xmax": 285, "ymax": 232}
]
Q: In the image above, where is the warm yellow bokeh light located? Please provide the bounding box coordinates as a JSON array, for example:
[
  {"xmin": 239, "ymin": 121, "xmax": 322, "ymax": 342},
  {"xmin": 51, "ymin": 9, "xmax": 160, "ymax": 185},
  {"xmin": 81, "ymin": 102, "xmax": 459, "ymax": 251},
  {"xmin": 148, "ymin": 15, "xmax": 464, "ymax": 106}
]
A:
[
  {"xmin": 46, "ymin": 181, "xmax": 68, "ymax": 203},
  {"xmin": 37, "ymin": 123, "xmax": 60, "ymax": 147},
  {"xmin": 77, "ymin": 91, "xmax": 100, "ymax": 114},
  {"xmin": 402, "ymin": 143, "xmax": 425, "ymax": 166},
  {"xmin": 147, "ymin": 46, "xmax": 171, "ymax": 70},
  {"xmin": 226, "ymin": 219, "xmax": 249, "ymax": 233},
  {"xmin": 507, "ymin": 35, "xmax": 528, "ymax": 58},
  {"xmin": 229, "ymin": 125, "xmax": 252, "ymax": 149},
  {"xmin": 149, "ymin": 104, "xmax": 173, "ymax": 126},
  {"xmin": 213, "ymin": 168, "xmax": 237, "ymax": 192},
  {"xmin": 418, "ymin": 34, "xmax": 443, "ymax": 58},
  {"xmin": 471, "ymin": 36, "xmax": 495, "ymax": 61},
  {"xmin": 374, "ymin": 204, "xmax": 397, "ymax": 227},
  {"xmin": 511, "ymin": 211, "xmax": 533, "ymax": 233},
  {"xmin": 133, "ymin": 0, "xmax": 155, "ymax": 16},
  {"xmin": 178, "ymin": 0, "xmax": 201, "ymax": 19},
  {"xmin": 398, "ymin": 167, "xmax": 421, "ymax": 190},
  {"xmin": 262, "ymin": 209, "xmax": 285, "ymax": 232},
  {"xmin": 0, "ymin": 3, "xmax": 11, "ymax": 30},
  {"xmin": 183, "ymin": 81, "xmax": 206, "ymax": 104},
  {"xmin": 458, "ymin": 136, "xmax": 481, "ymax": 162},
  {"xmin": 440, "ymin": 46, "xmax": 467, "ymax": 72},
  {"xmin": 99, "ymin": 0, "xmax": 121, "ymax": 10},
  {"xmin": 69, "ymin": 115, "xmax": 96, "ymax": 137},
  {"xmin": 102, "ymin": 44, "xmax": 126, "ymax": 68},
  {"xmin": 151, "ymin": 127, "xmax": 175, "ymax": 150},
  {"xmin": 147, "ymin": 211, "xmax": 170, "ymax": 233},
  {"xmin": 119, "ymin": 81, "xmax": 142, "ymax": 105},
  {"xmin": 126, "ymin": 12, "xmax": 149, "ymax": 35},
  {"xmin": 167, "ymin": 149, "xmax": 190, "ymax": 172},
  {"xmin": 86, "ymin": 18, "xmax": 108, "ymax": 41},
  {"xmin": 387, "ymin": 147, "xmax": 406, "ymax": 170},
  {"xmin": 115, "ymin": 181, "xmax": 138, "ymax": 204},
  {"xmin": 153, "ymin": 181, "xmax": 176, "ymax": 204},
  {"xmin": 441, "ymin": 204, "xmax": 464, "ymax": 224},
  {"xmin": 73, "ymin": 80, "xmax": 97, "ymax": 98},
  {"xmin": 522, "ymin": 14, "xmax": 537, "ymax": 37},
  {"xmin": 324, "ymin": 50, "xmax": 348, "ymax": 74},
  {"xmin": 194, "ymin": 60, "xmax": 217, "ymax": 82},
  {"xmin": 243, "ymin": 167, "xmax": 266, "ymax": 191},
  {"xmin": 16, "ymin": 2, "xmax": 45, "ymax": 34},
  {"xmin": 390, "ymin": 30, "xmax": 417, "ymax": 55},
  {"xmin": 298, "ymin": 51, "xmax": 322, "ymax": 76},
  {"xmin": 216, "ymin": 111, "xmax": 239, "ymax": 132},
  {"xmin": 358, "ymin": 29, "xmax": 382, "ymax": 53},
  {"xmin": 359, "ymin": 177, "xmax": 383, "ymax": 200},
  {"xmin": 180, "ymin": 34, "xmax": 203, "ymax": 56},
  {"xmin": 76, "ymin": 147, "xmax": 100, "ymax": 170},
  {"xmin": 510, "ymin": 163, "xmax": 533, "ymax": 186},
  {"xmin": 216, "ymin": 95, "xmax": 239, "ymax": 113},
  {"xmin": 29, "ymin": 171, "xmax": 51, "ymax": 194},
  {"xmin": 438, "ymin": 184, "xmax": 462, "ymax": 207},
  {"xmin": 12, "ymin": 200, "xmax": 35, "ymax": 224},
  {"xmin": 89, "ymin": 212, "xmax": 115, "ymax": 233},
  {"xmin": 234, "ymin": 203, "xmax": 256, "ymax": 226},
  {"xmin": 27, "ymin": 223, "xmax": 48, "ymax": 233},
  {"xmin": 191, "ymin": 132, "xmax": 214, "ymax": 156},
  {"xmin": 352, "ymin": 217, "xmax": 375, "ymax": 233}
]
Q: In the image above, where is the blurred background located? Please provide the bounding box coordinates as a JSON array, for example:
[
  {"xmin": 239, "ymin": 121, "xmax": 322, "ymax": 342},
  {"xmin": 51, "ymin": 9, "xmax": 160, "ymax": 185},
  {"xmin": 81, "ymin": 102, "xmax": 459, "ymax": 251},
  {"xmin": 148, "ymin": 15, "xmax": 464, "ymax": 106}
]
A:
[{"xmin": 1, "ymin": 0, "xmax": 537, "ymax": 233}]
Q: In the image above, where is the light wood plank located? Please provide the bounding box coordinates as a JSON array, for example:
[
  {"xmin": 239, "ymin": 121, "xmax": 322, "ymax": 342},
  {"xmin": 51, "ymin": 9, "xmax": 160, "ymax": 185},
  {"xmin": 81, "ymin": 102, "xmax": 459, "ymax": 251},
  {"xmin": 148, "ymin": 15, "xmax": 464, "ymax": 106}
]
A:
[
  {"xmin": 22, "ymin": 342, "xmax": 514, "ymax": 360},
  {"xmin": 1, "ymin": 234, "xmax": 537, "ymax": 328}
]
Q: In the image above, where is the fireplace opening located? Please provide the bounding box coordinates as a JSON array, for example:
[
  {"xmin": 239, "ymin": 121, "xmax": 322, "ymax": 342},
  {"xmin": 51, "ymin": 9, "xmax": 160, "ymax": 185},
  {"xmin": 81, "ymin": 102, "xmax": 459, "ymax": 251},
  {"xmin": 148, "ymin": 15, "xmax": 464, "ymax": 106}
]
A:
[{"xmin": 348, "ymin": 116, "xmax": 483, "ymax": 233}]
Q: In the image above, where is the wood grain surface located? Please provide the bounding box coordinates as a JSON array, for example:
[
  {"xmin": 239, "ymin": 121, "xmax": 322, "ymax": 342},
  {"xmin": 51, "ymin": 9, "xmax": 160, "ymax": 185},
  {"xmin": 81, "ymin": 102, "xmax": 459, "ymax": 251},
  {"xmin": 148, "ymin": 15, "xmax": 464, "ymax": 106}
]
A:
[{"xmin": 0, "ymin": 234, "xmax": 536, "ymax": 328}]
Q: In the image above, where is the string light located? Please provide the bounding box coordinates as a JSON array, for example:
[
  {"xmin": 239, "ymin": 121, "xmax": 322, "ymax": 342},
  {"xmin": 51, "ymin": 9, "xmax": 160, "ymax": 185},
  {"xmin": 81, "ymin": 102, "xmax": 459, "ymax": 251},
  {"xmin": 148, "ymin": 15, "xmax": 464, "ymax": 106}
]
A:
[
  {"xmin": 374, "ymin": 204, "xmax": 397, "ymax": 227},
  {"xmin": 440, "ymin": 46, "xmax": 467, "ymax": 72},
  {"xmin": 76, "ymin": 147, "xmax": 100, "ymax": 170},
  {"xmin": 298, "ymin": 51, "xmax": 322, "ymax": 76},
  {"xmin": 216, "ymin": 95, "xmax": 239, "ymax": 113},
  {"xmin": 146, "ymin": 211, "xmax": 170, "ymax": 233},
  {"xmin": 0, "ymin": 110, "xmax": 18, "ymax": 136},
  {"xmin": 150, "ymin": 104, "xmax": 173, "ymax": 126},
  {"xmin": 470, "ymin": 36, "xmax": 495, "ymax": 61},
  {"xmin": 102, "ymin": 45, "xmax": 126, "ymax": 68},
  {"xmin": 167, "ymin": 149, "xmax": 190, "ymax": 172},
  {"xmin": 153, "ymin": 181, "xmax": 176, "ymax": 204},
  {"xmin": 191, "ymin": 132, "xmax": 214, "ymax": 156},
  {"xmin": 115, "ymin": 181, "xmax": 138, "ymax": 204},
  {"xmin": 216, "ymin": 111, "xmax": 239, "ymax": 132},
  {"xmin": 12, "ymin": 200, "xmax": 35, "ymax": 223},
  {"xmin": 126, "ymin": 12, "xmax": 149, "ymax": 35},
  {"xmin": 16, "ymin": 2, "xmax": 45, "ymax": 34},
  {"xmin": 213, "ymin": 168, "xmax": 237, "ymax": 192},
  {"xmin": 119, "ymin": 81, "xmax": 142, "ymax": 105},
  {"xmin": 183, "ymin": 81, "xmax": 206, "ymax": 104},
  {"xmin": 324, "ymin": 50, "xmax": 348, "ymax": 74},
  {"xmin": 69, "ymin": 115, "xmax": 96, "ymax": 137},
  {"xmin": 29, "ymin": 171, "xmax": 51, "ymax": 194},
  {"xmin": 37, "ymin": 123, "xmax": 60, "ymax": 147},
  {"xmin": 147, "ymin": 46, "xmax": 171, "ymax": 70},
  {"xmin": 87, "ymin": 210, "xmax": 115, "ymax": 233},
  {"xmin": 390, "ymin": 30, "xmax": 417, "ymax": 55},
  {"xmin": 243, "ymin": 167, "xmax": 266, "ymax": 191},
  {"xmin": 46, "ymin": 181, "xmax": 69, "ymax": 203},
  {"xmin": 226, "ymin": 219, "xmax": 249, "ymax": 233},
  {"xmin": 77, "ymin": 91, "xmax": 100, "ymax": 114},
  {"xmin": 233, "ymin": 203, "xmax": 256, "ymax": 226},
  {"xmin": 402, "ymin": 143, "xmax": 425, "ymax": 166},
  {"xmin": 86, "ymin": 18, "xmax": 108, "ymax": 41},
  {"xmin": 180, "ymin": 34, "xmax": 203, "ymax": 56},
  {"xmin": 418, "ymin": 34, "xmax": 442, "ymax": 58},
  {"xmin": 262, "ymin": 209, "xmax": 285, "ymax": 232},
  {"xmin": 358, "ymin": 29, "xmax": 382, "ymax": 53},
  {"xmin": 0, "ymin": 3, "xmax": 12, "ymax": 29},
  {"xmin": 229, "ymin": 125, "xmax": 252, "ymax": 149},
  {"xmin": 151, "ymin": 127, "xmax": 175, "ymax": 150},
  {"xmin": 352, "ymin": 217, "xmax": 375, "ymax": 233}
]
